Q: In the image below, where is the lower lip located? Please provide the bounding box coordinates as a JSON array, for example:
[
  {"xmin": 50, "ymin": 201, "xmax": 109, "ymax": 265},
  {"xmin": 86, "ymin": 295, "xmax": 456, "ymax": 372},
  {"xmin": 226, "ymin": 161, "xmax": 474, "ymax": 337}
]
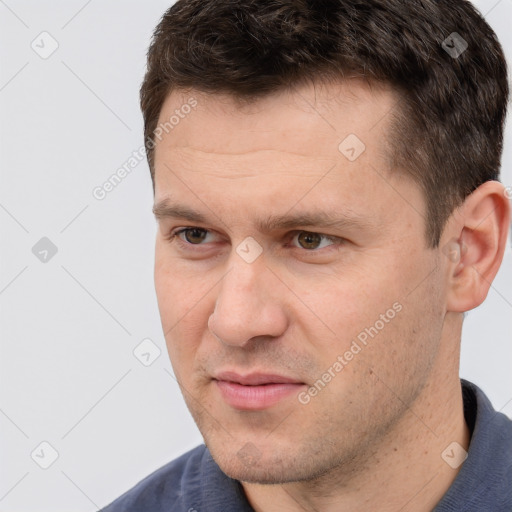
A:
[{"xmin": 215, "ymin": 380, "xmax": 305, "ymax": 410}]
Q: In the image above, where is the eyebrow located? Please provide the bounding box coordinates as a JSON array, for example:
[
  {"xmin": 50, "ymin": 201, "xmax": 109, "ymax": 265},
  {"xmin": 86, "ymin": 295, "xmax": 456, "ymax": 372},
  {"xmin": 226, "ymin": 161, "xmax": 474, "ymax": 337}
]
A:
[{"xmin": 152, "ymin": 199, "xmax": 372, "ymax": 233}]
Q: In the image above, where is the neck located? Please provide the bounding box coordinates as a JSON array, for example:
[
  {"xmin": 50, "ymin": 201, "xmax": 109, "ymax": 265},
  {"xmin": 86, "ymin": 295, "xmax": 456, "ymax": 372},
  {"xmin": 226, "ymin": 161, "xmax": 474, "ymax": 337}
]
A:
[{"xmin": 242, "ymin": 321, "xmax": 470, "ymax": 512}]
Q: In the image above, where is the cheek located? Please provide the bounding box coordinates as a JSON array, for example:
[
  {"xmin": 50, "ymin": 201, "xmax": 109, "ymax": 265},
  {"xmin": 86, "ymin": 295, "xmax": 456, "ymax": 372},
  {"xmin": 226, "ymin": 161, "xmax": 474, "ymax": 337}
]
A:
[
  {"xmin": 291, "ymin": 262, "xmax": 421, "ymax": 389},
  {"xmin": 352, "ymin": 277, "xmax": 444, "ymax": 391},
  {"xmin": 161, "ymin": 305, "xmax": 205, "ymax": 385},
  {"xmin": 155, "ymin": 253, "xmax": 215, "ymax": 369},
  {"xmin": 154, "ymin": 246, "xmax": 206, "ymax": 324},
  {"xmin": 297, "ymin": 267, "xmax": 401, "ymax": 343}
]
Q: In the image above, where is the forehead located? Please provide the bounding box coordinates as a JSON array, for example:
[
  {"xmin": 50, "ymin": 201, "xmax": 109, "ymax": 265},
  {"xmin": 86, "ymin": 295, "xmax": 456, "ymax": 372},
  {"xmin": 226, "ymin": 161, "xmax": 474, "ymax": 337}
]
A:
[
  {"xmin": 151, "ymin": 80, "xmax": 420, "ymax": 231},
  {"xmin": 154, "ymin": 80, "xmax": 397, "ymax": 167}
]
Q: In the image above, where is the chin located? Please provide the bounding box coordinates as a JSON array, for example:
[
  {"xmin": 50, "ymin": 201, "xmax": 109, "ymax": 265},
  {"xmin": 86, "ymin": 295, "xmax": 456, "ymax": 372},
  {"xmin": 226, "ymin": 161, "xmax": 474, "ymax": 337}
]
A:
[
  {"xmin": 208, "ymin": 442, "xmax": 329, "ymax": 485},
  {"xmin": 219, "ymin": 460, "xmax": 297, "ymax": 485}
]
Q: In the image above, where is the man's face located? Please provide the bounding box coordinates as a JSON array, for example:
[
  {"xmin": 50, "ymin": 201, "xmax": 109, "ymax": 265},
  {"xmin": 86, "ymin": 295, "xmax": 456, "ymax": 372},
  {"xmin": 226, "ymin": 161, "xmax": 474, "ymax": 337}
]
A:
[{"xmin": 153, "ymin": 81, "xmax": 447, "ymax": 483}]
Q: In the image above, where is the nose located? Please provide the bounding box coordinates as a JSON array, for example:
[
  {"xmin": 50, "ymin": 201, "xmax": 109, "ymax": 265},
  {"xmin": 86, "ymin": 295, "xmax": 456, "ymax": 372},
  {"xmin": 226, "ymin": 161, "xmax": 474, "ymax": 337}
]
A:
[{"xmin": 208, "ymin": 253, "xmax": 288, "ymax": 348}]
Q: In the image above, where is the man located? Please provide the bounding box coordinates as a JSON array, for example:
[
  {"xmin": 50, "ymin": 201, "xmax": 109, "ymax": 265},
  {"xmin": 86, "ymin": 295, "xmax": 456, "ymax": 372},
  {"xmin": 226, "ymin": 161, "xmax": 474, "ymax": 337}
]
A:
[{"xmin": 103, "ymin": 0, "xmax": 511, "ymax": 510}]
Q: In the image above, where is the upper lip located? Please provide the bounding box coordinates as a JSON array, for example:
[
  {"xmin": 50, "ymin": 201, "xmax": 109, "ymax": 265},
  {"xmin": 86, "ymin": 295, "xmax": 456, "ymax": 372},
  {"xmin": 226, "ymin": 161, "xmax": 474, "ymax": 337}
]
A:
[{"xmin": 214, "ymin": 371, "xmax": 304, "ymax": 386}]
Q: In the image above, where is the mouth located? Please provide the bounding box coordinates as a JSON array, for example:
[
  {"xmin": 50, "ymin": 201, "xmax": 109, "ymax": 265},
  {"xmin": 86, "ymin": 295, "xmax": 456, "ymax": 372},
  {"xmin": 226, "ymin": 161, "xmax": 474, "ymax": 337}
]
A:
[{"xmin": 213, "ymin": 371, "xmax": 307, "ymax": 410}]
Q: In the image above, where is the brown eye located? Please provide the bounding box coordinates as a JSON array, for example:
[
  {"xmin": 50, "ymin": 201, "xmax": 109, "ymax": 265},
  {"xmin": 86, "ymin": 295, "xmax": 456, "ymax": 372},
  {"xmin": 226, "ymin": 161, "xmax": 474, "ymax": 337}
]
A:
[
  {"xmin": 297, "ymin": 231, "xmax": 323, "ymax": 250},
  {"xmin": 182, "ymin": 228, "xmax": 208, "ymax": 244}
]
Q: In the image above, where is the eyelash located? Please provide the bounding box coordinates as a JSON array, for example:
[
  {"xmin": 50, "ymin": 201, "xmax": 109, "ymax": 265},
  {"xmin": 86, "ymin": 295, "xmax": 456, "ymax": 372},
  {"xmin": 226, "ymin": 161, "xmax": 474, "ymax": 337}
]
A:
[{"xmin": 166, "ymin": 227, "xmax": 344, "ymax": 254}]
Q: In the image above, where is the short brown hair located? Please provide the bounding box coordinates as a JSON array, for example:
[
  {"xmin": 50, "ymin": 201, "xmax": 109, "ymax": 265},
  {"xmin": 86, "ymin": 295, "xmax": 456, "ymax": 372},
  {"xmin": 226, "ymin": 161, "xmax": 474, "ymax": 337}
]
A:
[{"xmin": 140, "ymin": 0, "xmax": 509, "ymax": 247}]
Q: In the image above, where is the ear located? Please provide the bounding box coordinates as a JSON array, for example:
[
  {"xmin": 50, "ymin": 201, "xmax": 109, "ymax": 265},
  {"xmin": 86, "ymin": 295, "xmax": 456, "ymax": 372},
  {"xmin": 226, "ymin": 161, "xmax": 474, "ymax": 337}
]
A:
[{"xmin": 444, "ymin": 181, "xmax": 511, "ymax": 313}]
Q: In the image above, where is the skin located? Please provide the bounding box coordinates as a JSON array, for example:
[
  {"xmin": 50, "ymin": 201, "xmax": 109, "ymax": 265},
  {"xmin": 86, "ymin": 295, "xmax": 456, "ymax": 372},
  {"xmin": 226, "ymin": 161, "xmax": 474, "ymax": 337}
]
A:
[{"xmin": 152, "ymin": 80, "xmax": 510, "ymax": 511}]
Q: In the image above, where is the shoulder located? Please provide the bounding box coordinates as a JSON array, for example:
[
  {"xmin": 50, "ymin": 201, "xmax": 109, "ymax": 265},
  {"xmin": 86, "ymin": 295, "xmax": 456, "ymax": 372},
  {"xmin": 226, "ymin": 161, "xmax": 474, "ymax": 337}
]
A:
[
  {"xmin": 100, "ymin": 444, "xmax": 208, "ymax": 512},
  {"xmin": 463, "ymin": 379, "xmax": 512, "ymax": 459},
  {"xmin": 435, "ymin": 380, "xmax": 512, "ymax": 511}
]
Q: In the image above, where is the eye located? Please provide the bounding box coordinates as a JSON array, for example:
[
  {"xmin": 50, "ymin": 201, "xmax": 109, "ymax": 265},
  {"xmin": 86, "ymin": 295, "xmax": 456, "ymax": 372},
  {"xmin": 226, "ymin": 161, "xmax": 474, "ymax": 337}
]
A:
[
  {"xmin": 289, "ymin": 231, "xmax": 339, "ymax": 251},
  {"xmin": 169, "ymin": 227, "xmax": 214, "ymax": 245}
]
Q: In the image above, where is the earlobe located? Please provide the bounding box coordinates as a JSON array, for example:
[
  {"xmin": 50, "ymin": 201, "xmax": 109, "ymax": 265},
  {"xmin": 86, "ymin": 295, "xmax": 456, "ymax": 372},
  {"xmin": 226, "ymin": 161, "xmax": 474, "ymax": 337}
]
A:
[{"xmin": 445, "ymin": 181, "xmax": 511, "ymax": 313}]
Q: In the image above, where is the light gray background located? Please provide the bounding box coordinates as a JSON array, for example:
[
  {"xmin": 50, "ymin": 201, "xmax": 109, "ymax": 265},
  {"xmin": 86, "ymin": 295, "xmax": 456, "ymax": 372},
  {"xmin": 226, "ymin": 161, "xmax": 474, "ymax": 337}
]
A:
[{"xmin": 0, "ymin": 1, "xmax": 510, "ymax": 510}]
